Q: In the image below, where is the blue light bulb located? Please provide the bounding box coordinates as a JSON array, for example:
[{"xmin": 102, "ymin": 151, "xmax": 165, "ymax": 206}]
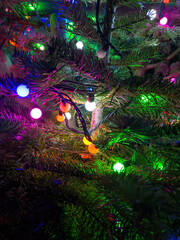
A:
[{"xmin": 16, "ymin": 85, "xmax": 30, "ymax": 97}]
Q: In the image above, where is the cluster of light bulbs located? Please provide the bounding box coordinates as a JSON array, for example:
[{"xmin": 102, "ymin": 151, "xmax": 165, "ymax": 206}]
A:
[
  {"xmin": 82, "ymin": 136, "xmax": 99, "ymax": 154},
  {"xmin": 147, "ymin": 9, "xmax": 168, "ymax": 26},
  {"xmin": 16, "ymin": 84, "xmax": 42, "ymax": 119}
]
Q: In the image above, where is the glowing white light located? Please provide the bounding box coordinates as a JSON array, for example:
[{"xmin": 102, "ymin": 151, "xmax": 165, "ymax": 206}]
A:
[
  {"xmin": 16, "ymin": 85, "xmax": 30, "ymax": 97},
  {"xmin": 64, "ymin": 112, "xmax": 71, "ymax": 120},
  {"xmin": 113, "ymin": 163, "xmax": 125, "ymax": 173},
  {"xmin": 159, "ymin": 17, "xmax": 168, "ymax": 26},
  {"xmin": 76, "ymin": 41, "xmax": 84, "ymax": 49},
  {"xmin": 40, "ymin": 45, "xmax": 45, "ymax": 51},
  {"xmin": 85, "ymin": 101, "xmax": 96, "ymax": 112},
  {"xmin": 30, "ymin": 108, "xmax": 42, "ymax": 119},
  {"xmin": 96, "ymin": 48, "xmax": 106, "ymax": 58},
  {"xmin": 147, "ymin": 9, "xmax": 157, "ymax": 20}
]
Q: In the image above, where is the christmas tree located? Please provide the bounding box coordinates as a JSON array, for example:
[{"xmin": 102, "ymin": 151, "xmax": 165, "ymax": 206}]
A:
[{"xmin": 0, "ymin": 0, "xmax": 180, "ymax": 239}]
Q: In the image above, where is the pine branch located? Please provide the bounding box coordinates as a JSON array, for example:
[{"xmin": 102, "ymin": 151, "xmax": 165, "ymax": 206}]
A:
[{"xmin": 52, "ymin": 0, "xmax": 101, "ymax": 43}]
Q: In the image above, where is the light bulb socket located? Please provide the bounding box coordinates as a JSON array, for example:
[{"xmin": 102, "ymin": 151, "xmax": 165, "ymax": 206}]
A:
[
  {"xmin": 102, "ymin": 44, "xmax": 109, "ymax": 52},
  {"xmin": 88, "ymin": 93, "xmax": 94, "ymax": 102},
  {"xmin": 59, "ymin": 110, "xmax": 63, "ymax": 116}
]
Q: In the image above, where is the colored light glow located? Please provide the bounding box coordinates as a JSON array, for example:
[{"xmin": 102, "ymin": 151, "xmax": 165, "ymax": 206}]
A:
[
  {"xmin": 154, "ymin": 162, "xmax": 164, "ymax": 170},
  {"xmin": 139, "ymin": 93, "xmax": 162, "ymax": 106},
  {"xmin": 85, "ymin": 101, "xmax": 96, "ymax": 111},
  {"xmin": 91, "ymin": 16, "xmax": 96, "ymax": 23},
  {"xmin": 67, "ymin": 21, "xmax": 75, "ymax": 31},
  {"xmin": 30, "ymin": 108, "xmax": 42, "ymax": 119},
  {"xmin": 9, "ymin": 40, "xmax": 17, "ymax": 47},
  {"xmin": 34, "ymin": 43, "xmax": 45, "ymax": 51},
  {"xmin": 76, "ymin": 41, "xmax": 84, "ymax": 49},
  {"xmin": 170, "ymin": 78, "xmax": 176, "ymax": 84},
  {"xmin": 16, "ymin": 85, "xmax": 30, "ymax": 97},
  {"xmin": 40, "ymin": 45, "xmax": 45, "ymax": 51},
  {"xmin": 28, "ymin": 4, "xmax": 35, "ymax": 10},
  {"xmin": 147, "ymin": 9, "xmax": 157, "ymax": 20},
  {"xmin": 83, "ymin": 136, "xmax": 92, "ymax": 145},
  {"xmin": 159, "ymin": 17, "xmax": 168, "ymax": 26},
  {"xmin": 113, "ymin": 163, "xmax": 125, "ymax": 173},
  {"xmin": 56, "ymin": 114, "xmax": 65, "ymax": 122},
  {"xmin": 88, "ymin": 143, "xmax": 99, "ymax": 154}
]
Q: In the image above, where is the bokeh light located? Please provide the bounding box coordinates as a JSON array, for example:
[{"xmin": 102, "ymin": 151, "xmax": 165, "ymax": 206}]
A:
[
  {"xmin": 76, "ymin": 41, "xmax": 84, "ymax": 49},
  {"xmin": 159, "ymin": 17, "xmax": 168, "ymax": 26},
  {"xmin": 16, "ymin": 85, "xmax": 30, "ymax": 97},
  {"xmin": 113, "ymin": 163, "xmax": 125, "ymax": 173},
  {"xmin": 30, "ymin": 108, "xmax": 42, "ymax": 119},
  {"xmin": 83, "ymin": 136, "xmax": 92, "ymax": 145},
  {"xmin": 85, "ymin": 101, "xmax": 96, "ymax": 111}
]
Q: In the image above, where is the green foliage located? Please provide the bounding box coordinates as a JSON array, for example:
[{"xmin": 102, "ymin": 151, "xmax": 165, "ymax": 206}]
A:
[{"xmin": 0, "ymin": 0, "xmax": 180, "ymax": 239}]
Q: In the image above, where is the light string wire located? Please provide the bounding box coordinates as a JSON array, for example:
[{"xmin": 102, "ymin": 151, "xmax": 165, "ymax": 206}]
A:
[
  {"xmin": 95, "ymin": 0, "xmax": 135, "ymax": 105},
  {"xmin": 95, "ymin": 0, "xmax": 134, "ymax": 78},
  {"xmin": 50, "ymin": 88, "xmax": 93, "ymax": 141},
  {"xmin": 51, "ymin": 88, "xmax": 132, "ymax": 142}
]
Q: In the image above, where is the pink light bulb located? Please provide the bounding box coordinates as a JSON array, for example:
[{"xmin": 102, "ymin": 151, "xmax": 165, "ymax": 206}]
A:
[
  {"xmin": 30, "ymin": 108, "xmax": 42, "ymax": 119},
  {"xmin": 159, "ymin": 17, "xmax": 168, "ymax": 26},
  {"xmin": 170, "ymin": 78, "xmax": 176, "ymax": 84}
]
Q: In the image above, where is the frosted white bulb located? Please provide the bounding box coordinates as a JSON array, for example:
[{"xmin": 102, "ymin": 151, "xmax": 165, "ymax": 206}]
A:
[
  {"xmin": 85, "ymin": 101, "xmax": 96, "ymax": 112},
  {"xmin": 64, "ymin": 112, "xmax": 71, "ymax": 120},
  {"xmin": 16, "ymin": 84, "xmax": 30, "ymax": 97},
  {"xmin": 76, "ymin": 41, "xmax": 84, "ymax": 49},
  {"xmin": 30, "ymin": 108, "xmax": 42, "ymax": 119},
  {"xmin": 159, "ymin": 17, "xmax": 168, "ymax": 26},
  {"xmin": 147, "ymin": 9, "xmax": 156, "ymax": 20},
  {"xmin": 96, "ymin": 48, "xmax": 106, "ymax": 59}
]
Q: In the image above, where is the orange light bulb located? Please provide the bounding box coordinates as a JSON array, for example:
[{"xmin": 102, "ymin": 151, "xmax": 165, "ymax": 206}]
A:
[
  {"xmin": 88, "ymin": 143, "xmax": 99, "ymax": 154},
  {"xmin": 59, "ymin": 101, "xmax": 71, "ymax": 113},
  {"xmin": 56, "ymin": 114, "xmax": 65, "ymax": 122},
  {"xmin": 163, "ymin": 0, "xmax": 169, "ymax": 3},
  {"xmin": 83, "ymin": 136, "xmax": 92, "ymax": 145}
]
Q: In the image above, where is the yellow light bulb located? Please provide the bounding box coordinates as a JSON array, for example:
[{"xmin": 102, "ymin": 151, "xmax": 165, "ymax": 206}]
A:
[{"xmin": 83, "ymin": 136, "xmax": 92, "ymax": 145}]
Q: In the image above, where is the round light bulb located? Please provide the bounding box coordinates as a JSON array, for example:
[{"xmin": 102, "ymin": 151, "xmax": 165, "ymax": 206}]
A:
[
  {"xmin": 147, "ymin": 9, "xmax": 157, "ymax": 20},
  {"xmin": 88, "ymin": 143, "xmax": 99, "ymax": 154},
  {"xmin": 16, "ymin": 84, "xmax": 30, "ymax": 97},
  {"xmin": 76, "ymin": 41, "xmax": 84, "ymax": 49},
  {"xmin": 64, "ymin": 112, "xmax": 71, "ymax": 120},
  {"xmin": 159, "ymin": 17, "xmax": 168, "ymax": 26},
  {"xmin": 56, "ymin": 114, "xmax": 65, "ymax": 122},
  {"xmin": 96, "ymin": 48, "xmax": 106, "ymax": 59},
  {"xmin": 113, "ymin": 163, "xmax": 125, "ymax": 173},
  {"xmin": 85, "ymin": 101, "xmax": 96, "ymax": 112},
  {"xmin": 170, "ymin": 78, "xmax": 176, "ymax": 84},
  {"xmin": 83, "ymin": 136, "xmax": 92, "ymax": 145},
  {"xmin": 40, "ymin": 45, "xmax": 45, "ymax": 51},
  {"xmin": 30, "ymin": 108, "xmax": 42, "ymax": 119}
]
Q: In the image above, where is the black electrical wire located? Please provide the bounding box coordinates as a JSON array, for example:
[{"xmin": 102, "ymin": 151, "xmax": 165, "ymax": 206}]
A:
[
  {"xmin": 96, "ymin": 0, "xmax": 134, "ymax": 78},
  {"xmin": 51, "ymin": 88, "xmax": 93, "ymax": 142}
]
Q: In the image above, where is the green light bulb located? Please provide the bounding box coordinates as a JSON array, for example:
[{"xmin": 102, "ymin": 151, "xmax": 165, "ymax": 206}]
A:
[
  {"xmin": 34, "ymin": 43, "xmax": 45, "ymax": 51},
  {"xmin": 28, "ymin": 4, "xmax": 35, "ymax": 10},
  {"xmin": 113, "ymin": 163, "xmax": 125, "ymax": 173},
  {"xmin": 156, "ymin": 162, "xmax": 164, "ymax": 170}
]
